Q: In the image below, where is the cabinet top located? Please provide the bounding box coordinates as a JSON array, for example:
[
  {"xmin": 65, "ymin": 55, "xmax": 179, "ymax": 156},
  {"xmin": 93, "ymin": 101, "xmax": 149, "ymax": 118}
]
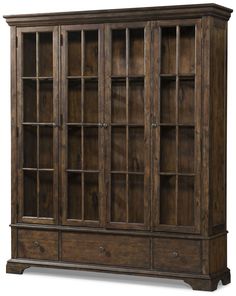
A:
[{"xmin": 4, "ymin": 3, "xmax": 233, "ymax": 26}]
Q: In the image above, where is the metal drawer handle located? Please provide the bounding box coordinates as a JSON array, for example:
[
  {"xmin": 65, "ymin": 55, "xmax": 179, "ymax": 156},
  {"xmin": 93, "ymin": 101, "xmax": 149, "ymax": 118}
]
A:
[
  {"xmin": 172, "ymin": 251, "xmax": 179, "ymax": 258},
  {"xmin": 33, "ymin": 241, "xmax": 40, "ymax": 248},
  {"xmin": 99, "ymin": 246, "xmax": 106, "ymax": 255}
]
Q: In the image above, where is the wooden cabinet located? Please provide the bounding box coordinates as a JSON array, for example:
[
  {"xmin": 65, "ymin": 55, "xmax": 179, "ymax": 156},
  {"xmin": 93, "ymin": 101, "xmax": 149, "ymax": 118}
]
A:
[{"xmin": 4, "ymin": 4, "xmax": 232, "ymax": 291}]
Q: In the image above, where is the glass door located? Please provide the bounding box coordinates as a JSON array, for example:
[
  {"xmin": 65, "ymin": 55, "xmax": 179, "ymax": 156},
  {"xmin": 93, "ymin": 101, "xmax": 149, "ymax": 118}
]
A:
[
  {"xmin": 104, "ymin": 23, "xmax": 151, "ymax": 230},
  {"xmin": 17, "ymin": 27, "xmax": 59, "ymax": 224},
  {"xmin": 61, "ymin": 24, "xmax": 104, "ymax": 227},
  {"xmin": 152, "ymin": 20, "xmax": 201, "ymax": 233}
]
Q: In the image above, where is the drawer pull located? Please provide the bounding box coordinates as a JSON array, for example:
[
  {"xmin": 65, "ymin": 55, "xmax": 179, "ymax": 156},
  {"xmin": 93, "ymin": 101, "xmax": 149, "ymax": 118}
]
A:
[
  {"xmin": 33, "ymin": 241, "xmax": 40, "ymax": 248},
  {"xmin": 172, "ymin": 251, "xmax": 179, "ymax": 258},
  {"xmin": 99, "ymin": 246, "xmax": 106, "ymax": 254}
]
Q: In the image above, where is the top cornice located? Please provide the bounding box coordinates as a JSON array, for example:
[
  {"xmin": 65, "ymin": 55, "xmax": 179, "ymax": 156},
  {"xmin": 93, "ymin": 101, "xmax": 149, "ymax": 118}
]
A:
[{"xmin": 4, "ymin": 3, "xmax": 233, "ymax": 26}]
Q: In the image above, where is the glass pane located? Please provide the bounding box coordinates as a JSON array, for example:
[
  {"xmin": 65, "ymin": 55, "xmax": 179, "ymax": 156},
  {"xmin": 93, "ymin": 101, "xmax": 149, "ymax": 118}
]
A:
[
  {"xmin": 39, "ymin": 126, "xmax": 53, "ymax": 168},
  {"xmin": 160, "ymin": 127, "xmax": 176, "ymax": 172},
  {"xmin": 161, "ymin": 27, "xmax": 176, "ymax": 74},
  {"xmin": 23, "ymin": 33, "xmax": 36, "ymax": 77},
  {"xmin": 112, "ymin": 29, "xmax": 126, "ymax": 76},
  {"xmin": 23, "ymin": 171, "xmax": 37, "ymax": 216},
  {"xmin": 84, "ymin": 173, "xmax": 99, "ymax": 220},
  {"xmin": 84, "ymin": 127, "xmax": 98, "ymax": 170},
  {"xmin": 129, "ymin": 79, "xmax": 144, "ymax": 124},
  {"xmin": 179, "ymin": 79, "xmax": 194, "ymax": 124},
  {"xmin": 179, "ymin": 26, "xmax": 195, "ymax": 74},
  {"xmin": 23, "ymin": 126, "xmax": 37, "ymax": 168},
  {"xmin": 178, "ymin": 127, "xmax": 194, "ymax": 173},
  {"xmin": 39, "ymin": 32, "xmax": 53, "ymax": 77},
  {"xmin": 111, "ymin": 80, "xmax": 126, "ymax": 123},
  {"xmin": 129, "ymin": 28, "xmax": 144, "ymax": 75},
  {"xmin": 128, "ymin": 174, "xmax": 144, "ymax": 223},
  {"xmin": 178, "ymin": 176, "xmax": 194, "ymax": 226},
  {"xmin": 39, "ymin": 80, "xmax": 53, "ymax": 122},
  {"xmin": 160, "ymin": 78, "xmax": 176, "ymax": 124},
  {"xmin": 111, "ymin": 127, "xmax": 126, "ymax": 171},
  {"xmin": 67, "ymin": 173, "xmax": 82, "ymax": 220},
  {"xmin": 39, "ymin": 171, "xmax": 53, "ymax": 217},
  {"xmin": 23, "ymin": 80, "xmax": 37, "ymax": 122},
  {"xmin": 160, "ymin": 175, "xmax": 176, "ymax": 225},
  {"xmin": 68, "ymin": 31, "xmax": 81, "ymax": 76},
  {"xmin": 68, "ymin": 127, "xmax": 81, "ymax": 169},
  {"xmin": 68, "ymin": 79, "xmax": 81, "ymax": 123},
  {"xmin": 111, "ymin": 174, "xmax": 126, "ymax": 222},
  {"xmin": 84, "ymin": 30, "xmax": 98, "ymax": 76},
  {"xmin": 84, "ymin": 79, "xmax": 98, "ymax": 123},
  {"xmin": 128, "ymin": 127, "xmax": 144, "ymax": 172}
]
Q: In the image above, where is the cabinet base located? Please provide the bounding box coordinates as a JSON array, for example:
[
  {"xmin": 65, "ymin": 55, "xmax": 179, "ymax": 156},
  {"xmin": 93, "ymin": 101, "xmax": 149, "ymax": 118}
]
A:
[
  {"xmin": 6, "ymin": 259, "xmax": 230, "ymax": 291},
  {"xmin": 184, "ymin": 269, "xmax": 231, "ymax": 291},
  {"xmin": 6, "ymin": 260, "xmax": 30, "ymax": 274}
]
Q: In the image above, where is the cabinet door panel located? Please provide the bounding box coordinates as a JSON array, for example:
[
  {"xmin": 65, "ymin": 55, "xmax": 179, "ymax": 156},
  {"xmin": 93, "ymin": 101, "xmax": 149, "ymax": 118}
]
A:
[
  {"xmin": 105, "ymin": 22, "xmax": 151, "ymax": 230},
  {"xmin": 39, "ymin": 171, "xmax": 54, "ymax": 218},
  {"xmin": 17, "ymin": 26, "xmax": 59, "ymax": 224},
  {"xmin": 152, "ymin": 20, "xmax": 201, "ymax": 233},
  {"xmin": 61, "ymin": 24, "xmax": 104, "ymax": 227}
]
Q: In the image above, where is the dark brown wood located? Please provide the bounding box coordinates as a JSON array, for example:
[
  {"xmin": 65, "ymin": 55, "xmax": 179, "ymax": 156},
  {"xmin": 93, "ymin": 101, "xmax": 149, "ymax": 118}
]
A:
[
  {"xmin": 18, "ymin": 229, "xmax": 59, "ymax": 260},
  {"xmin": 184, "ymin": 269, "xmax": 231, "ymax": 291},
  {"xmin": 4, "ymin": 4, "xmax": 233, "ymax": 26},
  {"xmin": 6, "ymin": 261, "xmax": 30, "ymax": 274},
  {"xmin": 153, "ymin": 238, "xmax": 201, "ymax": 273},
  {"xmin": 209, "ymin": 17, "xmax": 227, "ymax": 234},
  {"xmin": 5, "ymin": 4, "xmax": 232, "ymax": 291},
  {"xmin": 61, "ymin": 232, "xmax": 150, "ymax": 268}
]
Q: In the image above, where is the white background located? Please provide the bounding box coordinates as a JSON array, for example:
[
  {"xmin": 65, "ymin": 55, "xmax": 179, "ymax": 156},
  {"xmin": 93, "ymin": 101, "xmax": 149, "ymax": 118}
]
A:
[{"xmin": 0, "ymin": 0, "xmax": 235, "ymax": 295}]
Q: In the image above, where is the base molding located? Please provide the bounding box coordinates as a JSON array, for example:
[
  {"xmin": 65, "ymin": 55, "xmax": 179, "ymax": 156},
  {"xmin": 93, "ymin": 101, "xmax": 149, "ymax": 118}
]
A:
[
  {"xmin": 6, "ymin": 260, "xmax": 30, "ymax": 274},
  {"xmin": 184, "ymin": 269, "xmax": 231, "ymax": 291},
  {"xmin": 6, "ymin": 259, "xmax": 230, "ymax": 291}
]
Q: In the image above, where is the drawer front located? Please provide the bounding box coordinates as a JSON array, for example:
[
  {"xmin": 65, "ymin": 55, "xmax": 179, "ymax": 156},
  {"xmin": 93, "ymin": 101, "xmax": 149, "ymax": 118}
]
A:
[
  {"xmin": 18, "ymin": 229, "xmax": 58, "ymax": 261},
  {"xmin": 153, "ymin": 238, "xmax": 201, "ymax": 273},
  {"xmin": 62, "ymin": 233, "xmax": 150, "ymax": 269}
]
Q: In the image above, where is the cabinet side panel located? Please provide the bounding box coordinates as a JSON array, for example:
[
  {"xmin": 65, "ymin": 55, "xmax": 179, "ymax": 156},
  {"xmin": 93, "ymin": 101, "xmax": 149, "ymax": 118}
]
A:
[
  {"xmin": 209, "ymin": 235, "xmax": 227, "ymax": 274},
  {"xmin": 209, "ymin": 18, "xmax": 227, "ymax": 233},
  {"xmin": 11, "ymin": 26, "xmax": 18, "ymax": 258}
]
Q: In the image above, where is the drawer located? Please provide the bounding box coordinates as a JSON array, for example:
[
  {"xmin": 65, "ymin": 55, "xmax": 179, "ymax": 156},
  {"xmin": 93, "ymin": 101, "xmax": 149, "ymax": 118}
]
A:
[
  {"xmin": 62, "ymin": 232, "xmax": 150, "ymax": 269},
  {"xmin": 18, "ymin": 229, "xmax": 58, "ymax": 261},
  {"xmin": 153, "ymin": 238, "xmax": 201, "ymax": 273}
]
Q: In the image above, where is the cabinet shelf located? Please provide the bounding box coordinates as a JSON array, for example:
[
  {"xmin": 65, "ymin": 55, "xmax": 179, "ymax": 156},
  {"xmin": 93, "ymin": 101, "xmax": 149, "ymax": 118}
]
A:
[
  {"xmin": 67, "ymin": 76, "xmax": 98, "ymax": 80},
  {"xmin": 22, "ymin": 168, "xmax": 54, "ymax": 171},
  {"xmin": 110, "ymin": 171, "xmax": 144, "ymax": 175},
  {"xmin": 159, "ymin": 172, "xmax": 196, "ymax": 176}
]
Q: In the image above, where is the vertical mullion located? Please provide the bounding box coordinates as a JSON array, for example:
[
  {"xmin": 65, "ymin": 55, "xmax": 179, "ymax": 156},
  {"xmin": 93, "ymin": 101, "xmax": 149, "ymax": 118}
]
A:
[
  {"xmin": 106, "ymin": 25, "xmax": 112, "ymax": 226},
  {"xmin": 175, "ymin": 25, "xmax": 180, "ymax": 226},
  {"xmin": 98, "ymin": 27, "xmax": 103, "ymax": 226},
  {"xmin": 125, "ymin": 28, "xmax": 129, "ymax": 223},
  {"xmin": 81, "ymin": 30, "xmax": 85, "ymax": 221},
  {"xmin": 36, "ymin": 32, "xmax": 40, "ymax": 218},
  {"xmin": 157, "ymin": 25, "xmax": 161, "ymax": 226}
]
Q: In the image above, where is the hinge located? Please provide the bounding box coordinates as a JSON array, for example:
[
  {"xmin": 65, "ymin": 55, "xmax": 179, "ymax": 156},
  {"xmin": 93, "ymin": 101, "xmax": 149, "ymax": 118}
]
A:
[
  {"xmin": 60, "ymin": 114, "xmax": 63, "ymax": 127},
  {"xmin": 16, "ymin": 126, "xmax": 19, "ymax": 137},
  {"xmin": 16, "ymin": 36, "xmax": 18, "ymax": 48},
  {"xmin": 60, "ymin": 34, "xmax": 63, "ymax": 46}
]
